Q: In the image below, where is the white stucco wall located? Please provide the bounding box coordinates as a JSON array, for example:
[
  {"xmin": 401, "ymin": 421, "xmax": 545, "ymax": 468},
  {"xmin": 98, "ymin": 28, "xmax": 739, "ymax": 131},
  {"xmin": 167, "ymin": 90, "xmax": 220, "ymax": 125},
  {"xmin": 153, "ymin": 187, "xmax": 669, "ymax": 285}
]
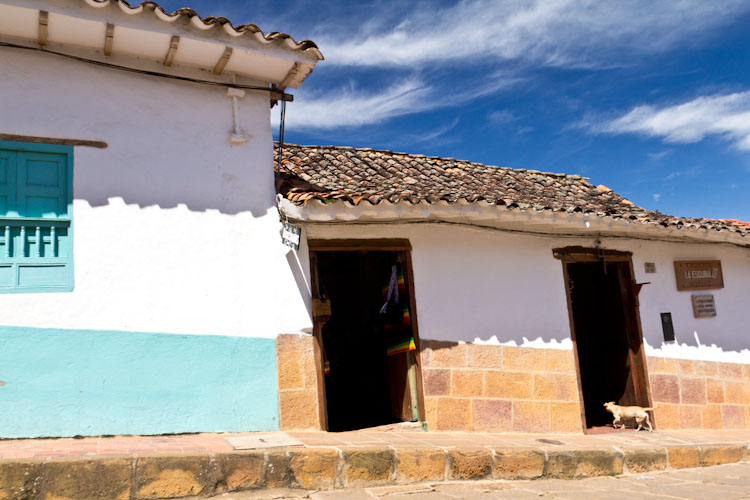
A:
[
  {"xmin": 303, "ymin": 223, "xmax": 750, "ymax": 363},
  {"xmin": 0, "ymin": 47, "xmax": 312, "ymax": 338}
]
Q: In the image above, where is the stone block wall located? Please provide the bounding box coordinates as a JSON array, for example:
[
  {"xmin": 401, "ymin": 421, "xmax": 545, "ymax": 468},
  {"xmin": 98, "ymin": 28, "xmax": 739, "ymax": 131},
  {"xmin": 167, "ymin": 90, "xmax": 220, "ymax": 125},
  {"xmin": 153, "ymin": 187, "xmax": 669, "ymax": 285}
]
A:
[
  {"xmin": 420, "ymin": 341, "xmax": 583, "ymax": 433},
  {"xmin": 648, "ymin": 356, "xmax": 750, "ymax": 430},
  {"xmin": 276, "ymin": 334, "xmax": 323, "ymax": 430}
]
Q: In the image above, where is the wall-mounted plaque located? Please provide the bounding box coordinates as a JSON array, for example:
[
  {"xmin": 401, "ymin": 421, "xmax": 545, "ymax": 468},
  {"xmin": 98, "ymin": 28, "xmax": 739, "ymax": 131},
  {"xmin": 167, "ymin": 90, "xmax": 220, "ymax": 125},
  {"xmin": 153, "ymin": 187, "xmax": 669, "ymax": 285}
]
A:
[
  {"xmin": 691, "ymin": 294, "xmax": 717, "ymax": 318},
  {"xmin": 645, "ymin": 262, "xmax": 656, "ymax": 274},
  {"xmin": 674, "ymin": 260, "xmax": 723, "ymax": 291}
]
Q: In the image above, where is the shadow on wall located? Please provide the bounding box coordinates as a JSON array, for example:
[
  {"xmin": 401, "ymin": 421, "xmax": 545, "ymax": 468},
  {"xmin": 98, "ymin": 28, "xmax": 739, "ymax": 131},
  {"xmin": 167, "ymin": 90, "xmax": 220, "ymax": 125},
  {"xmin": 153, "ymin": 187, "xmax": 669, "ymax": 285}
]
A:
[{"xmin": 73, "ymin": 138, "xmax": 275, "ymax": 217}]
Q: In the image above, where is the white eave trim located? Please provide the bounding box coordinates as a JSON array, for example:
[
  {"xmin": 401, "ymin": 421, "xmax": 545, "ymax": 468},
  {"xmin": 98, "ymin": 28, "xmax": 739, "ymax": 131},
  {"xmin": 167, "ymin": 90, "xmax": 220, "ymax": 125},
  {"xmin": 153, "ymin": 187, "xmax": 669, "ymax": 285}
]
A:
[{"xmin": 281, "ymin": 199, "xmax": 749, "ymax": 247}]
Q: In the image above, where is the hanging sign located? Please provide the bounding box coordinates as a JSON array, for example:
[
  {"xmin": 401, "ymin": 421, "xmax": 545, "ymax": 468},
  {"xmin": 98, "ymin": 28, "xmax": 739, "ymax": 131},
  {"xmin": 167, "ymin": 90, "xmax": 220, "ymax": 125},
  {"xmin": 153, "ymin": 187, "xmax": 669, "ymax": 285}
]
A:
[
  {"xmin": 281, "ymin": 223, "xmax": 301, "ymax": 250},
  {"xmin": 674, "ymin": 260, "xmax": 723, "ymax": 291},
  {"xmin": 691, "ymin": 294, "xmax": 717, "ymax": 318}
]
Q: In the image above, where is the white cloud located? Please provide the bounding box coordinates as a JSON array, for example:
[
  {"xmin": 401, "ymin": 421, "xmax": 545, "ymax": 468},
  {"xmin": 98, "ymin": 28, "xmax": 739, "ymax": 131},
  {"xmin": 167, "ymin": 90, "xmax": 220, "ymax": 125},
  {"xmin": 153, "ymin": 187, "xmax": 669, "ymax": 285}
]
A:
[
  {"xmin": 315, "ymin": 0, "xmax": 747, "ymax": 68},
  {"xmin": 652, "ymin": 193, "xmax": 661, "ymax": 201},
  {"xmin": 591, "ymin": 92, "xmax": 750, "ymax": 151},
  {"xmin": 277, "ymin": 75, "xmax": 519, "ymax": 130}
]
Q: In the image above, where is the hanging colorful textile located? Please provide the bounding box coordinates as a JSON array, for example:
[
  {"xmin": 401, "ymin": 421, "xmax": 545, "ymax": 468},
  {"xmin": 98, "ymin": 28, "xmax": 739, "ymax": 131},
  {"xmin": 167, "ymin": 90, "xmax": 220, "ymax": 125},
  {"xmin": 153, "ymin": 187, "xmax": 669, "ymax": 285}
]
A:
[{"xmin": 380, "ymin": 264, "xmax": 416, "ymax": 356}]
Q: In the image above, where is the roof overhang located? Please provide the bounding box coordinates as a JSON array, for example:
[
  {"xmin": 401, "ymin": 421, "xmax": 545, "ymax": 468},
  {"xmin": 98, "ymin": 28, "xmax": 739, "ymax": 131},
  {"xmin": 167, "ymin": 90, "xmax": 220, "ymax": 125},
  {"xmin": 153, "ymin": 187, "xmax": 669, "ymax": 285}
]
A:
[
  {"xmin": 281, "ymin": 199, "xmax": 750, "ymax": 248},
  {"xmin": 0, "ymin": 0, "xmax": 323, "ymax": 88}
]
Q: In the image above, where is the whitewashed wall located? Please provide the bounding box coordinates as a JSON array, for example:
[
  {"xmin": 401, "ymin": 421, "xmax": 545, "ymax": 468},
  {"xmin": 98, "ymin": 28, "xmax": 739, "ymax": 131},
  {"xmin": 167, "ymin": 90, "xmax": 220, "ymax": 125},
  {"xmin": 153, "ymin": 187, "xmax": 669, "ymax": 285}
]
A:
[
  {"xmin": 0, "ymin": 48, "xmax": 311, "ymax": 338},
  {"xmin": 303, "ymin": 223, "xmax": 750, "ymax": 363}
]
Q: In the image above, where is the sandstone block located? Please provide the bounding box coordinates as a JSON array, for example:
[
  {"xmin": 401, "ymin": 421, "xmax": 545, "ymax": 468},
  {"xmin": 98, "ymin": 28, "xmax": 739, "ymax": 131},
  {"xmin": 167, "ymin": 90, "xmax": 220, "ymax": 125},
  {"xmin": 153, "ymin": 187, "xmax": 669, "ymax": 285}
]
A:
[
  {"xmin": 342, "ymin": 449, "xmax": 394, "ymax": 487},
  {"xmin": 648, "ymin": 357, "xmax": 677, "ymax": 374},
  {"xmin": 430, "ymin": 343, "xmax": 467, "ymax": 368},
  {"xmin": 702, "ymin": 404, "xmax": 723, "ymax": 429},
  {"xmin": 533, "ymin": 373, "xmax": 578, "ymax": 402},
  {"xmin": 471, "ymin": 399, "xmax": 512, "ymax": 432},
  {"xmin": 277, "ymin": 348, "xmax": 304, "ymax": 390},
  {"xmin": 695, "ymin": 360, "xmax": 719, "ymax": 377},
  {"xmin": 502, "ymin": 346, "xmax": 545, "ymax": 371},
  {"xmin": 721, "ymin": 405, "xmax": 745, "ymax": 428},
  {"xmin": 422, "ymin": 369, "xmax": 450, "ymax": 396},
  {"xmin": 545, "ymin": 349, "xmax": 575, "ymax": 373},
  {"xmin": 447, "ymin": 449, "xmax": 492, "ymax": 480},
  {"xmin": 264, "ymin": 451, "xmax": 292, "ymax": 489},
  {"xmin": 679, "ymin": 405, "xmax": 702, "ymax": 429},
  {"xmin": 654, "ymin": 403, "xmax": 680, "ymax": 429},
  {"xmin": 744, "ymin": 365, "xmax": 750, "ymax": 382},
  {"xmin": 623, "ymin": 448, "xmax": 667, "ymax": 474},
  {"xmin": 513, "ymin": 401, "xmax": 549, "ymax": 433},
  {"xmin": 650, "ymin": 374, "xmax": 680, "ymax": 404},
  {"xmin": 289, "ymin": 448, "xmax": 338, "ymax": 490},
  {"xmin": 451, "ymin": 370, "xmax": 483, "ymax": 397},
  {"xmin": 724, "ymin": 381, "xmax": 750, "ymax": 405},
  {"xmin": 436, "ymin": 397, "xmax": 470, "ymax": 431},
  {"xmin": 135, "ymin": 456, "xmax": 212, "ymax": 499},
  {"xmin": 485, "ymin": 371, "xmax": 532, "ymax": 399},
  {"xmin": 276, "ymin": 334, "xmax": 304, "ymax": 351},
  {"xmin": 279, "ymin": 389, "xmax": 319, "ymax": 430},
  {"xmin": 46, "ymin": 458, "xmax": 132, "ymax": 500},
  {"xmin": 544, "ymin": 451, "xmax": 577, "ymax": 479},
  {"xmin": 667, "ymin": 447, "xmax": 700, "ymax": 469},
  {"xmin": 492, "ymin": 449, "xmax": 545, "ymax": 479},
  {"xmin": 396, "ymin": 449, "xmax": 446, "ymax": 482},
  {"xmin": 680, "ymin": 377, "xmax": 706, "ymax": 405},
  {"xmin": 303, "ymin": 348, "xmax": 319, "ymax": 389},
  {"xmin": 677, "ymin": 359, "xmax": 695, "ymax": 375},
  {"xmin": 467, "ymin": 344, "xmax": 502, "ymax": 369},
  {"xmin": 573, "ymin": 449, "xmax": 623, "ymax": 478},
  {"xmin": 550, "ymin": 402, "xmax": 582, "ymax": 433},
  {"xmin": 719, "ymin": 363, "xmax": 743, "ymax": 380},
  {"xmin": 707, "ymin": 378, "xmax": 724, "ymax": 403},
  {"xmin": 0, "ymin": 461, "xmax": 45, "ymax": 500},
  {"xmin": 424, "ymin": 396, "xmax": 438, "ymax": 431},
  {"xmin": 700, "ymin": 445, "xmax": 742, "ymax": 466},
  {"xmin": 214, "ymin": 453, "xmax": 264, "ymax": 492}
]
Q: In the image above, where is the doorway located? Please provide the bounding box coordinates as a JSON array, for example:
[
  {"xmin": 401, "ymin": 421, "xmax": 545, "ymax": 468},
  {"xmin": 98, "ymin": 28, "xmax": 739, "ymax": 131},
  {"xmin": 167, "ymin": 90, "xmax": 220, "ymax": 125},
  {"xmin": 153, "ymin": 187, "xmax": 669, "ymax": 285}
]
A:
[
  {"xmin": 555, "ymin": 247, "xmax": 653, "ymax": 432},
  {"xmin": 309, "ymin": 240, "xmax": 424, "ymax": 432}
]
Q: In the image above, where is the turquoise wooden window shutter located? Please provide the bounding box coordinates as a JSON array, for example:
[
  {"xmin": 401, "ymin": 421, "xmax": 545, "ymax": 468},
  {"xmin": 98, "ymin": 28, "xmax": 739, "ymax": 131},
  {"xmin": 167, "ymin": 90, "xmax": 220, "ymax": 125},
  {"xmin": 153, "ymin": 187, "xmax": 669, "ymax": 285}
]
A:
[{"xmin": 0, "ymin": 141, "xmax": 73, "ymax": 293}]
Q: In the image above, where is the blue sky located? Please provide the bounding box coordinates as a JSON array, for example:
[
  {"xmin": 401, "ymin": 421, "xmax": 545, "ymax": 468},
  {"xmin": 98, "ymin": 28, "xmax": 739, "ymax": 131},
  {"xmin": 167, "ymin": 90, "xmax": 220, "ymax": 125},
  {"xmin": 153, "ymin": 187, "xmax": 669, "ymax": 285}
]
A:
[{"xmin": 161, "ymin": 0, "xmax": 750, "ymax": 220}]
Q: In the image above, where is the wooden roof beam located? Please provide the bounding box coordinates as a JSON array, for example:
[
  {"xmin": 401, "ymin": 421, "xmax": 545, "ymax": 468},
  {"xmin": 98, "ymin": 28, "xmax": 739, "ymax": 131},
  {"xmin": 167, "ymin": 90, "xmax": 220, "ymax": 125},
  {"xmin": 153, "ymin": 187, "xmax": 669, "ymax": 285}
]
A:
[
  {"xmin": 212, "ymin": 46, "xmax": 232, "ymax": 75},
  {"xmin": 163, "ymin": 35, "xmax": 179, "ymax": 67},
  {"xmin": 104, "ymin": 23, "xmax": 115, "ymax": 57},
  {"xmin": 38, "ymin": 10, "xmax": 49, "ymax": 47}
]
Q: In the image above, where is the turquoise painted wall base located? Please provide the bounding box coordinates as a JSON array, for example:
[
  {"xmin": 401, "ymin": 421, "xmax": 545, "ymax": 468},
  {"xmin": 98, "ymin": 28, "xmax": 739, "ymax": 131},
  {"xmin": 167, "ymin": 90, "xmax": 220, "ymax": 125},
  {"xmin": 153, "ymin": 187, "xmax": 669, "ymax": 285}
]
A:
[{"xmin": 0, "ymin": 326, "xmax": 279, "ymax": 438}]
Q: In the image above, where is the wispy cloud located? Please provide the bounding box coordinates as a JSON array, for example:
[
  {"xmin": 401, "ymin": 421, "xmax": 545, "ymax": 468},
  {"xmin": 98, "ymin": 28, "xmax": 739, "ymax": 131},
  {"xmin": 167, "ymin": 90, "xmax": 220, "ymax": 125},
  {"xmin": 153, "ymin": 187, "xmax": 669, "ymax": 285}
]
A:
[
  {"xmin": 648, "ymin": 149, "xmax": 674, "ymax": 161},
  {"xmin": 589, "ymin": 92, "xmax": 750, "ymax": 151},
  {"xmin": 652, "ymin": 193, "xmax": 661, "ymax": 201},
  {"xmin": 279, "ymin": 75, "xmax": 519, "ymax": 130},
  {"xmin": 315, "ymin": 0, "xmax": 748, "ymax": 69}
]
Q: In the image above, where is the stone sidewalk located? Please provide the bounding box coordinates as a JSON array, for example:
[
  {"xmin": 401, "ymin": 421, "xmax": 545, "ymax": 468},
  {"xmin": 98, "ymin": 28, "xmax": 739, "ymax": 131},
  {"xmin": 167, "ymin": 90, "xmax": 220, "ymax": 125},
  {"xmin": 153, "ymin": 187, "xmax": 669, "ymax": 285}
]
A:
[
  {"xmin": 0, "ymin": 429, "xmax": 749, "ymax": 499},
  {"xmin": 188, "ymin": 462, "xmax": 750, "ymax": 500}
]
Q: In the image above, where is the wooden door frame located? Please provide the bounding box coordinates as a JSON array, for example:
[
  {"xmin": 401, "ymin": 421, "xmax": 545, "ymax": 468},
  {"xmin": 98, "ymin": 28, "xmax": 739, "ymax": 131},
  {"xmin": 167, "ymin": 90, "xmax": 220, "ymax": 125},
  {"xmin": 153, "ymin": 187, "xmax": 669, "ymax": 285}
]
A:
[
  {"xmin": 553, "ymin": 246, "xmax": 654, "ymax": 433},
  {"xmin": 307, "ymin": 239, "xmax": 426, "ymax": 430}
]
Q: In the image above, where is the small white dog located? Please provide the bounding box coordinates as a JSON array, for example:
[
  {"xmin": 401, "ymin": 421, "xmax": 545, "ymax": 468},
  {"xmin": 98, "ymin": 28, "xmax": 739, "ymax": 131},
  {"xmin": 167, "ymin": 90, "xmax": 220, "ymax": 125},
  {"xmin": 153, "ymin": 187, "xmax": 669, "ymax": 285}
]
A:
[{"xmin": 603, "ymin": 401, "xmax": 654, "ymax": 431}]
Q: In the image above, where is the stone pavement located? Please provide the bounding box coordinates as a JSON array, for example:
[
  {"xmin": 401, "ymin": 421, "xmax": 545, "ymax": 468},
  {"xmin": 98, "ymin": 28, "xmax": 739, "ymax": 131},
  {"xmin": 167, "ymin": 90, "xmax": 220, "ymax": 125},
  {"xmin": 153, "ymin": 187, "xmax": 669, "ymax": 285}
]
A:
[
  {"xmin": 195, "ymin": 462, "xmax": 750, "ymax": 499},
  {"xmin": 0, "ymin": 429, "xmax": 748, "ymax": 499}
]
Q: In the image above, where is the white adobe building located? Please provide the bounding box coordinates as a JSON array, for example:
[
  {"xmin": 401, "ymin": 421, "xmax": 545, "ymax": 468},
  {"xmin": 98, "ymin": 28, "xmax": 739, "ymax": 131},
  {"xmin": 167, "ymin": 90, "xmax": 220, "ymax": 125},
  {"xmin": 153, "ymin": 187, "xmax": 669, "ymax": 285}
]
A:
[{"xmin": 0, "ymin": 0, "xmax": 322, "ymax": 438}]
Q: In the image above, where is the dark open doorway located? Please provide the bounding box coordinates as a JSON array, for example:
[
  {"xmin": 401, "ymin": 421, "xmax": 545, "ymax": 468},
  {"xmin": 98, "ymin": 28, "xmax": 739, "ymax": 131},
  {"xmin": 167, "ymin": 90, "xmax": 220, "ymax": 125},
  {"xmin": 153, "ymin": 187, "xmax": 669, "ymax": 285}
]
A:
[
  {"xmin": 555, "ymin": 247, "xmax": 653, "ymax": 432},
  {"xmin": 309, "ymin": 240, "xmax": 424, "ymax": 432}
]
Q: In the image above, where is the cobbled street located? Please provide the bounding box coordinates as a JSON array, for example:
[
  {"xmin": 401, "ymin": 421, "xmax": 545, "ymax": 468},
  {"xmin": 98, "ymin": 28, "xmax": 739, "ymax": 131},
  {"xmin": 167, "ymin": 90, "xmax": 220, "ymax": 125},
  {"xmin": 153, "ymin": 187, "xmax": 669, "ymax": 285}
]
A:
[{"xmin": 199, "ymin": 462, "xmax": 750, "ymax": 500}]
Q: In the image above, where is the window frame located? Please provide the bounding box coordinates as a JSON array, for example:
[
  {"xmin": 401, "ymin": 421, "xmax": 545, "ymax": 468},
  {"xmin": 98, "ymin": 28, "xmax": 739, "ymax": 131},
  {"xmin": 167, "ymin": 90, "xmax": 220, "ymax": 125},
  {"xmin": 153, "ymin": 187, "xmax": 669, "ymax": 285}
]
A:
[{"xmin": 0, "ymin": 140, "xmax": 74, "ymax": 293}]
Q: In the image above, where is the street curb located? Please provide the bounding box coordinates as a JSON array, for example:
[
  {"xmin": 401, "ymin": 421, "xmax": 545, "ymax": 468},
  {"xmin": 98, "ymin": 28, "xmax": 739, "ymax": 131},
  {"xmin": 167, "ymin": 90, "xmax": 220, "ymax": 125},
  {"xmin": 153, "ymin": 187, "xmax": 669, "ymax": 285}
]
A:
[{"xmin": 1, "ymin": 442, "xmax": 749, "ymax": 499}]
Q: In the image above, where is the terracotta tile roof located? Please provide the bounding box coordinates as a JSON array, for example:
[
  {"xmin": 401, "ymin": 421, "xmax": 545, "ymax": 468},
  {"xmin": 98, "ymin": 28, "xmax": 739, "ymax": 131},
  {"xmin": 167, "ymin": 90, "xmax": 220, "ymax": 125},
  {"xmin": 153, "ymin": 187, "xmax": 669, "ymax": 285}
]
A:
[
  {"xmin": 87, "ymin": 0, "xmax": 323, "ymax": 59},
  {"xmin": 276, "ymin": 144, "xmax": 749, "ymax": 238}
]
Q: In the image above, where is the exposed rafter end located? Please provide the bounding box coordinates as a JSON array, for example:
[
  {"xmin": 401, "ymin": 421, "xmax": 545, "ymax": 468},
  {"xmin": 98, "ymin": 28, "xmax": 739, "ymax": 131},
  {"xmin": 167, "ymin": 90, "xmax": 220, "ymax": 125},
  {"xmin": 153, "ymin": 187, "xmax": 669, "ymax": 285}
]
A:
[
  {"xmin": 38, "ymin": 10, "xmax": 49, "ymax": 47},
  {"xmin": 104, "ymin": 23, "xmax": 115, "ymax": 57},
  {"xmin": 163, "ymin": 35, "xmax": 179, "ymax": 67},
  {"xmin": 212, "ymin": 46, "xmax": 232, "ymax": 75}
]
